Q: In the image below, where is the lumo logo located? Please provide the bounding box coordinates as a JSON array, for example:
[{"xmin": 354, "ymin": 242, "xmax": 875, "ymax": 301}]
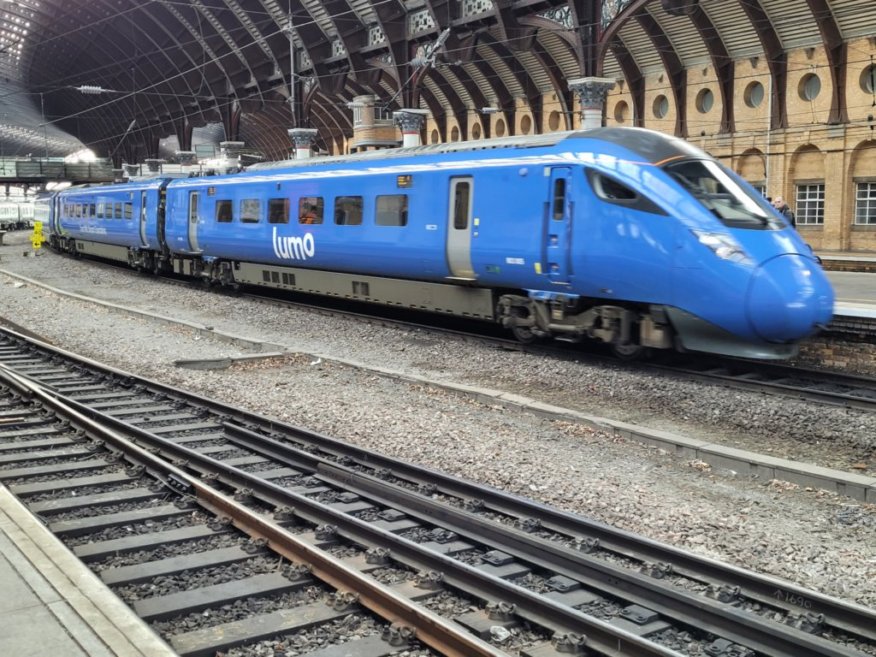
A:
[{"xmin": 272, "ymin": 228, "xmax": 315, "ymax": 260}]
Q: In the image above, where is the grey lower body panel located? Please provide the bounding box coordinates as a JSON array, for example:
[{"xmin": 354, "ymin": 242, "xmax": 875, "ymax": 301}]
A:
[
  {"xmin": 665, "ymin": 307, "xmax": 799, "ymax": 360},
  {"xmin": 74, "ymin": 239, "xmax": 130, "ymax": 263},
  {"xmin": 234, "ymin": 262, "xmax": 496, "ymax": 320}
]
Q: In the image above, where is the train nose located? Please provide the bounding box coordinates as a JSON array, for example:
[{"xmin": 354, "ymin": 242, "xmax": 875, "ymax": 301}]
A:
[{"xmin": 747, "ymin": 254, "xmax": 835, "ymax": 342}]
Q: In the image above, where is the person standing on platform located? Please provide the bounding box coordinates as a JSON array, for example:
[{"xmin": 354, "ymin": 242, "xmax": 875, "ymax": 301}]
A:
[{"xmin": 772, "ymin": 196, "xmax": 796, "ymax": 228}]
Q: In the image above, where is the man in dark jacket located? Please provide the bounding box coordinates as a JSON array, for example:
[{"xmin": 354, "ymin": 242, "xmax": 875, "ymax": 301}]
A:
[{"xmin": 772, "ymin": 196, "xmax": 796, "ymax": 228}]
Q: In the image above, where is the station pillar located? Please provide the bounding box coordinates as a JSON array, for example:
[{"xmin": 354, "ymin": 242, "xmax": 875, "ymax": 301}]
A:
[
  {"xmin": 568, "ymin": 77, "xmax": 616, "ymax": 130},
  {"xmin": 393, "ymin": 110, "xmax": 428, "ymax": 148},
  {"xmin": 144, "ymin": 159, "xmax": 165, "ymax": 175},
  {"xmin": 288, "ymin": 128, "xmax": 319, "ymax": 159}
]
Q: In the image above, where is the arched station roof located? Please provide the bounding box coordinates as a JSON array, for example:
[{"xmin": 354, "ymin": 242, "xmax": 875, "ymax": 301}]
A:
[{"xmin": 0, "ymin": 0, "xmax": 870, "ymax": 162}]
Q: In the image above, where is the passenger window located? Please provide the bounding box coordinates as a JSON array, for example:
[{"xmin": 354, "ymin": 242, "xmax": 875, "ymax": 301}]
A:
[
  {"xmin": 124, "ymin": 203, "xmax": 133, "ymax": 220},
  {"xmin": 453, "ymin": 182, "xmax": 470, "ymax": 230},
  {"xmin": 97, "ymin": 202, "xmax": 105, "ymax": 218},
  {"xmin": 299, "ymin": 196, "xmax": 324, "ymax": 224},
  {"xmin": 115, "ymin": 202, "xmax": 122, "ymax": 219},
  {"xmin": 376, "ymin": 194, "xmax": 408, "ymax": 226},
  {"xmin": 215, "ymin": 200, "xmax": 233, "ymax": 223},
  {"xmin": 240, "ymin": 198, "xmax": 260, "ymax": 223},
  {"xmin": 268, "ymin": 198, "xmax": 289, "ymax": 224},
  {"xmin": 334, "ymin": 196, "xmax": 363, "ymax": 225},
  {"xmin": 89, "ymin": 204, "xmax": 96, "ymax": 218}
]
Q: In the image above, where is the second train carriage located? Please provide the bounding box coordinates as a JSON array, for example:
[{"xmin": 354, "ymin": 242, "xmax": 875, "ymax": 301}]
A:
[{"xmin": 45, "ymin": 128, "xmax": 835, "ymax": 359}]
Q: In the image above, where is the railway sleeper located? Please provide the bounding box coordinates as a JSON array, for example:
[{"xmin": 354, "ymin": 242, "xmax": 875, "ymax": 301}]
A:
[{"xmin": 498, "ymin": 294, "xmax": 674, "ymax": 352}]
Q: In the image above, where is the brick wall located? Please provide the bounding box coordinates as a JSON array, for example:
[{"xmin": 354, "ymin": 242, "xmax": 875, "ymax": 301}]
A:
[{"xmin": 795, "ymin": 337, "xmax": 876, "ymax": 376}]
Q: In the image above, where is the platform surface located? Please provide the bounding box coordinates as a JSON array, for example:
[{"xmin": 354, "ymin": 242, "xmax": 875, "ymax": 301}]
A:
[
  {"xmin": 0, "ymin": 485, "xmax": 177, "ymax": 657},
  {"xmin": 826, "ymin": 270, "xmax": 876, "ymax": 319}
]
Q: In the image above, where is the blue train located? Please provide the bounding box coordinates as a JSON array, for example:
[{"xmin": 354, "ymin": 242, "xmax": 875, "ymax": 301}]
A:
[{"xmin": 36, "ymin": 127, "xmax": 834, "ymax": 359}]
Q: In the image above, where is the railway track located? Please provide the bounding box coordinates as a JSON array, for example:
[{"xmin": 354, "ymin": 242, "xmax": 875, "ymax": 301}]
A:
[
  {"xmin": 5, "ymin": 255, "xmax": 876, "ymax": 413},
  {"xmin": 1, "ymin": 327, "xmax": 874, "ymax": 657},
  {"xmin": 130, "ymin": 272, "xmax": 876, "ymax": 414},
  {"xmin": 637, "ymin": 356, "xmax": 876, "ymax": 412}
]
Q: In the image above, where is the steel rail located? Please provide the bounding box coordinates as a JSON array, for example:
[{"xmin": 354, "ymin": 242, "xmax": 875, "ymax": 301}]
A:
[
  {"xmin": 0, "ymin": 365, "xmax": 511, "ymax": 657},
  {"xmin": 1, "ymin": 326, "xmax": 873, "ymax": 643},
  {"xmin": 216, "ymin": 423, "xmax": 876, "ymax": 657},
  {"xmin": 216, "ymin": 421, "xmax": 876, "ymax": 644},
  {"xmin": 49, "ymin": 387, "xmax": 685, "ymax": 657}
]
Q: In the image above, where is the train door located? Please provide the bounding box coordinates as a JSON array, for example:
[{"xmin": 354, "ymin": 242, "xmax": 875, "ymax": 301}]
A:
[
  {"xmin": 187, "ymin": 191, "xmax": 200, "ymax": 252},
  {"xmin": 545, "ymin": 167, "xmax": 573, "ymax": 284},
  {"xmin": 157, "ymin": 188, "xmax": 167, "ymax": 248},
  {"xmin": 52, "ymin": 195, "xmax": 62, "ymax": 235},
  {"xmin": 446, "ymin": 177, "xmax": 475, "ymax": 279},
  {"xmin": 139, "ymin": 191, "xmax": 149, "ymax": 247}
]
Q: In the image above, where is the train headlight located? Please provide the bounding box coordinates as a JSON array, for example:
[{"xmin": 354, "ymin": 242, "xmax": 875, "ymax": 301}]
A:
[{"xmin": 691, "ymin": 230, "xmax": 749, "ymax": 263}]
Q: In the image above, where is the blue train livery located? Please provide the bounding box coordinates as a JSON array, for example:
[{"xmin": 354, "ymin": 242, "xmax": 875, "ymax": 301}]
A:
[{"xmin": 44, "ymin": 127, "xmax": 835, "ymax": 359}]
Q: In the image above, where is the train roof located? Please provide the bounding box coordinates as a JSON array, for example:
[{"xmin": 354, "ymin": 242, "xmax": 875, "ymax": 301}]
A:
[
  {"xmin": 57, "ymin": 178, "xmax": 170, "ymax": 195},
  {"xmin": 246, "ymin": 127, "xmax": 708, "ymax": 173}
]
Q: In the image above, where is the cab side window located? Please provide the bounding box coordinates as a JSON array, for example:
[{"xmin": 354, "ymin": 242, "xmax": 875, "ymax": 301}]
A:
[{"xmin": 587, "ymin": 170, "xmax": 666, "ymax": 215}]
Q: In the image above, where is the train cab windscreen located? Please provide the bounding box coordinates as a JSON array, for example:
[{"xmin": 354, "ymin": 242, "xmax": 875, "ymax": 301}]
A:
[{"xmin": 663, "ymin": 159, "xmax": 776, "ymax": 229}]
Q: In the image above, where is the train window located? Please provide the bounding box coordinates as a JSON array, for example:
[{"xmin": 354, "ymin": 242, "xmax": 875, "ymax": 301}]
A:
[
  {"xmin": 299, "ymin": 197, "xmax": 324, "ymax": 224},
  {"xmin": 97, "ymin": 202, "xmax": 105, "ymax": 218},
  {"xmin": 453, "ymin": 182, "xmax": 470, "ymax": 229},
  {"xmin": 664, "ymin": 159, "xmax": 772, "ymax": 228},
  {"xmin": 124, "ymin": 203, "xmax": 133, "ymax": 220},
  {"xmin": 376, "ymin": 194, "xmax": 408, "ymax": 226},
  {"xmin": 586, "ymin": 170, "xmax": 666, "ymax": 215},
  {"xmin": 334, "ymin": 196, "xmax": 363, "ymax": 225},
  {"xmin": 215, "ymin": 200, "xmax": 233, "ymax": 223},
  {"xmin": 591, "ymin": 173, "xmax": 636, "ymax": 201},
  {"xmin": 89, "ymin": 204, "xmax": 96, "ymax": 218},
  {"xmin": 114, "ymin": 202, "xmax": 122, "ymax": 219},
  {"xmin": 552, "ymin": 178, "xmax": 566, "ymax": 220},
  {"xmin": 240, "ymin": 199, "xmax": 261, "ymax": 223},
  {"xmin": 268, "ymin": 198, "xmax": 289, "ymax": 224}
]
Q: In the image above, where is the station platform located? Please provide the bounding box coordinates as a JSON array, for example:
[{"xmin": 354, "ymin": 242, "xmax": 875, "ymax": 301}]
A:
[
  {"xmin": 0, "ymin": 485, "xmax": 176, "ymax": 657},
  {"xmin": 822, "ymin": 259, "xmax": 876, "ymax": 323},
  {"xmin": 818, "ymin": 251, "xmax": 876, "ymax": 273}
]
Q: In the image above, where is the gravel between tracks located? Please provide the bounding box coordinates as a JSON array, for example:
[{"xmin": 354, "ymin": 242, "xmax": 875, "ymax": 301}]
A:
[{"xmin": 1, "ymin": 233, "xmax": 874, "ymax": 609}]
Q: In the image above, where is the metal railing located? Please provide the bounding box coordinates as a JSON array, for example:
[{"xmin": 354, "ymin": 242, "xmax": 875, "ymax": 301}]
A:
[{"xmin": 0, "ymin": 157, "xmax": 114, "ymax": 182}]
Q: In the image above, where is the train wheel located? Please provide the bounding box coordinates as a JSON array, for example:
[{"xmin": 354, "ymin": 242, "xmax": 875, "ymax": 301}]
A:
[
  {"xmin": 611, "ymin": 343, "xmax": 647, "ymax": 361},
  {"xmin": 511, "ymin": 325, "xmax": 541, "ymax": 344}
]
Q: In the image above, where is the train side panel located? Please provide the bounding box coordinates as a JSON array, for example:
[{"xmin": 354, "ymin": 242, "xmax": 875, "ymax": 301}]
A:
[{"xmin": 57, "ymin": 181, "xmax": 164, "ymax": 250}]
